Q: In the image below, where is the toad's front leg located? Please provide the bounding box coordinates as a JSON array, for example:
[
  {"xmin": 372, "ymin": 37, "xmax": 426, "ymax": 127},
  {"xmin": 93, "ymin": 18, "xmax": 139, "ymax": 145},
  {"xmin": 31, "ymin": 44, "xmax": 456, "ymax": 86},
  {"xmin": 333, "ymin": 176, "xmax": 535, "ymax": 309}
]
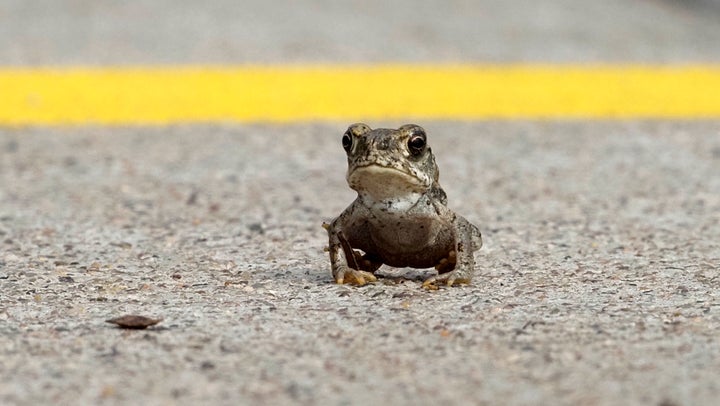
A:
[
  {"xmin": 324, "ymin": 222, "xmax": 380, "ymax": 286},
  {"xmin": 423, "ymin": 215, "xmax": 482, "ymax": 289}
]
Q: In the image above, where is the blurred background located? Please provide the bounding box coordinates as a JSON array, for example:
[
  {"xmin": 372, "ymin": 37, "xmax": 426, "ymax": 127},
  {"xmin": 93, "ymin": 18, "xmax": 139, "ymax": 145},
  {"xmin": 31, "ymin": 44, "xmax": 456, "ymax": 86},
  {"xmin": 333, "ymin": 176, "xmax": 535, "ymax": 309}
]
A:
[
  {"xmin": 2, "ymin": 0, "xmax": 720, "ymax": 66},
  {"xmin": 3, "ymin": 0, "xmax": 720, "ymax": 124}
]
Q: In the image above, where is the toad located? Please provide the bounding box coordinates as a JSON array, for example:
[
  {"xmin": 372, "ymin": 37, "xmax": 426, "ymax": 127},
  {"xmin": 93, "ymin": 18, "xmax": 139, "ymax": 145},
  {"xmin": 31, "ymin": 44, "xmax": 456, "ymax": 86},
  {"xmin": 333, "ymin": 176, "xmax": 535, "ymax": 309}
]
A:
[{"xmin": 323, "ymin": 123, "xmax": 482, "ymax": 288}]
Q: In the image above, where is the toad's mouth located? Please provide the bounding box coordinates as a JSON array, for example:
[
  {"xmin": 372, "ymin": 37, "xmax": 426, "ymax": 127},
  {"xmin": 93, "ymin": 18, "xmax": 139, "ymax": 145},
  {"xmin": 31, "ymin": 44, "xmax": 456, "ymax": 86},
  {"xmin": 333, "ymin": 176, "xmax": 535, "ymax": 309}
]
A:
[{"xmin": 347, "ymin": 164, "xmax": 429, "ymax": 199}]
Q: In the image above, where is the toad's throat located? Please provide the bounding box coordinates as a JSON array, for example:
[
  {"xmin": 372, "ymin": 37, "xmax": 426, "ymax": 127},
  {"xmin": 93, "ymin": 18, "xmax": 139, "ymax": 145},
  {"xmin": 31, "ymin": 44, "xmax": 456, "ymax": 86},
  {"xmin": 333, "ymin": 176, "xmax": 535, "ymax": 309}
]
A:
[{"xmin": 347, "ymin": 164, "xmax": 429, "ymax": 200}]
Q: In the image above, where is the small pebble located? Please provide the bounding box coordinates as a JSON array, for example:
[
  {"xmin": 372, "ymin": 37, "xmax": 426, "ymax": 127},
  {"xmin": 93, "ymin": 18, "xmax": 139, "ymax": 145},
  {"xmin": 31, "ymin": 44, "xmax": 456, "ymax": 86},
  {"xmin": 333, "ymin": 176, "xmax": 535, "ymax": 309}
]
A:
[{"xmin": 106, "ymin": 315, "xmax": 163, "ymax": 329}]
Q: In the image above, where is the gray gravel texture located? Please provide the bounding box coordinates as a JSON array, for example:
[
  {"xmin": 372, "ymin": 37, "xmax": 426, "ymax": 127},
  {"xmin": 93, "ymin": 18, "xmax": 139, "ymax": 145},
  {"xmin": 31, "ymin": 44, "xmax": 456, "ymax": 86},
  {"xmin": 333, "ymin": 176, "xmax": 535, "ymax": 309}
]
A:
[
  {"xmin": 1, "ymin": 121, "xmax": 719, "ymax": 405},
  {"xmin": 2, "ymin": 0, "xmax": 720, "ymax": 65}
]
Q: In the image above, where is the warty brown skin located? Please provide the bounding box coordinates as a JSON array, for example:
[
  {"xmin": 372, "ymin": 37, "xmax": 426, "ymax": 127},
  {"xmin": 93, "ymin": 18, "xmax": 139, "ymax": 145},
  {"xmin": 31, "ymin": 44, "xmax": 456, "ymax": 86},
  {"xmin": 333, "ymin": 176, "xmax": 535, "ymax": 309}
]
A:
[{"xmin": 324, "ymin": 123, "xmax": 482, "ymax": 288}]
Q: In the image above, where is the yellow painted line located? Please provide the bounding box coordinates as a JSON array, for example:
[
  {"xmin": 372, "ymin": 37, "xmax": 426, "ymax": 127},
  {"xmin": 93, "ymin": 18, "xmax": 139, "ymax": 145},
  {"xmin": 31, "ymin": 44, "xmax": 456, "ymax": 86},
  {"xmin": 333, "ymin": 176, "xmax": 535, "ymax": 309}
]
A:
[{"xmin": 1, "ymin": 65, "xmax": 720, "ymax": 125}]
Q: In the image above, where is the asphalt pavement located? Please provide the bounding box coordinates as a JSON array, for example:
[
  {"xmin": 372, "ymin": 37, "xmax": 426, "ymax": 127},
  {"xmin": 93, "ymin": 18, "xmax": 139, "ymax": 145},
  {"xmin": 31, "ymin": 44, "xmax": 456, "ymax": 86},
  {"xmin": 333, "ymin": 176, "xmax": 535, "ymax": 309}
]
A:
[
  {"xmin": 1, "ymin": 1, "xmax": 720, "ymax": 405},
  {"xmin": 3, "ymin": 0, "xmax": 720, "ymax": 65}
]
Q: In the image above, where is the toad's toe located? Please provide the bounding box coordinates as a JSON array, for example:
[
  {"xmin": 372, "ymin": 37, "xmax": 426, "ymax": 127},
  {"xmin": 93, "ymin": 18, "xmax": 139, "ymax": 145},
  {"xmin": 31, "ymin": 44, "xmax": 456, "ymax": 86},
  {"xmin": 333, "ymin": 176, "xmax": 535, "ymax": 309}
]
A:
[
  {"xmin": 422, "ymin": 269, "xmax": 470, "ymax": 289},
  {"xmin": 335, "ymin": 269, "xmax": 377, "ymax": 286}
]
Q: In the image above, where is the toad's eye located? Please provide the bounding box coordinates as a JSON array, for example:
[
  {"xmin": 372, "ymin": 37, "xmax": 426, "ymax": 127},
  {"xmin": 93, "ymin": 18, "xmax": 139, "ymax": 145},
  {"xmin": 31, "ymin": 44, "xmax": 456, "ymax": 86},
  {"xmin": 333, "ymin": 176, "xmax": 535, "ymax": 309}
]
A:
[
  {"xmin": 407, "ymin": 134, "xmax": 426, "ymax": 156},
  {"xmin": 342, "ymin": 132, "xmax": 353, "ymax": 152}
]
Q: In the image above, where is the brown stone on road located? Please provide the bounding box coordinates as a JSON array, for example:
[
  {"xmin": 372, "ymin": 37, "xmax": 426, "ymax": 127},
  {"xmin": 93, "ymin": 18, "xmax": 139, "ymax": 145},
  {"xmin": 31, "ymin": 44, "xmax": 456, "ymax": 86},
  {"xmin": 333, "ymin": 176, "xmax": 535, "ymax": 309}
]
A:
[{"xmin": 106, "ymin": 315, "xmax": 163, "ymax": 329}]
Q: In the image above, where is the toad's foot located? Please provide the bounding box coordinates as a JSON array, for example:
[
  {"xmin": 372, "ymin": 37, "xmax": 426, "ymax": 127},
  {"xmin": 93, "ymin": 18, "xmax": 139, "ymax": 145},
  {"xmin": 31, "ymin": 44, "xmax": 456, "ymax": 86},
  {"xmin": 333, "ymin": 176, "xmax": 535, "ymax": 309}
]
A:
[
  {"xmin": 335, "ymin": 266, "xmax": 377, "ymax": 286},
  {"xmin": 422, "ymin": 269, "xmax": 471, "ymax": 289}
]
